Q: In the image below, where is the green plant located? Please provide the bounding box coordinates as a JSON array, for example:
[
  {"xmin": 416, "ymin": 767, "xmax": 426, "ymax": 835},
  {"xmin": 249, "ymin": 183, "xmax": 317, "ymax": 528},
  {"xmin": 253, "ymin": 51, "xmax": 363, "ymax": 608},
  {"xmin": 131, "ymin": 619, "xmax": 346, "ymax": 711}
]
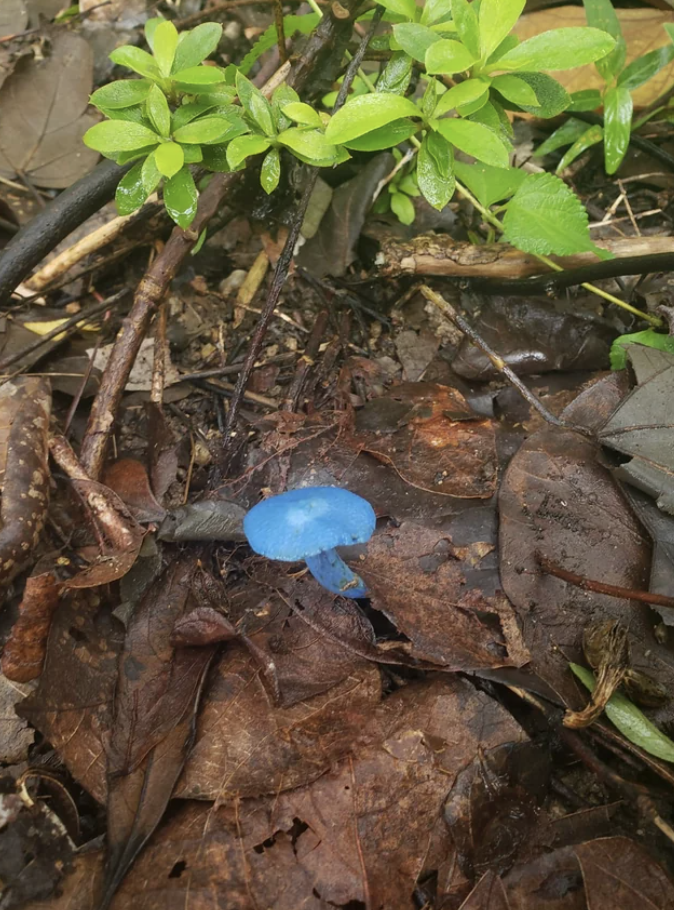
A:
[
  {"xmin": 84, "ymin": 0, "xmax": 618, "ymax": 258},
  {"xmin": 534, "ymin": 0, "xmax": 674, "ymax": 175}
]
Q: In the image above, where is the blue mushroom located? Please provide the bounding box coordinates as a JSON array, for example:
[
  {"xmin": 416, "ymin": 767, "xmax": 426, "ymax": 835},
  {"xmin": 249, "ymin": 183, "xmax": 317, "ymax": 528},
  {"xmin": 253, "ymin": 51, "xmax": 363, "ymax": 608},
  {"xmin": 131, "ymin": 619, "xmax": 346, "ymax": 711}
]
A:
[{"xmin": 243, "ymin": 486, "xmax": 376, "ymax": 598}]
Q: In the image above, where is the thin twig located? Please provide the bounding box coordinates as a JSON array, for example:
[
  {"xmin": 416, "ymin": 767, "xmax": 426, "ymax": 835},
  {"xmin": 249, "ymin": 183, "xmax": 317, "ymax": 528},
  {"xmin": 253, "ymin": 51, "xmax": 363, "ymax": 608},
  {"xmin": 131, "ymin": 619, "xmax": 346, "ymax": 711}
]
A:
[
  {"xmin": 538, "ymin": 555, "xmax": 674, "ymax": 610},
  {"xmin": 419, "ymin": 285, "xmax": 566, "ymax": 428},
  {"xmin": 177, "ymin": 0, "xmax": 327, "ymax": 29}
]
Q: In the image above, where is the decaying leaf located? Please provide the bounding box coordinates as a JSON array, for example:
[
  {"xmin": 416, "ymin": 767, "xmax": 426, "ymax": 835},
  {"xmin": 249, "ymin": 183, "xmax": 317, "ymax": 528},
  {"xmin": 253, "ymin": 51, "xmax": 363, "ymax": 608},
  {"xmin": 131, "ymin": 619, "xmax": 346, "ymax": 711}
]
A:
[
  {"xmin": 0, "ymin": 376, "xmax": 50, "ymax": 593},
  {"xmin": 104, "ymin": 458, "xmax": 167, "ymax": 524},
  {"xmin": 349, "ymin": 382, "xmax": 497, "ymax": 498},
  {"xmin": 2, "ymin": 566, "xmax": 61, "ymax": 682},
  {"xmin": 0, "ymin": 669, "xmax": 34, "ymax": 762},
  {"xmin": 0, "ymin": 33, "xmax": 99, "ymax": 188}
]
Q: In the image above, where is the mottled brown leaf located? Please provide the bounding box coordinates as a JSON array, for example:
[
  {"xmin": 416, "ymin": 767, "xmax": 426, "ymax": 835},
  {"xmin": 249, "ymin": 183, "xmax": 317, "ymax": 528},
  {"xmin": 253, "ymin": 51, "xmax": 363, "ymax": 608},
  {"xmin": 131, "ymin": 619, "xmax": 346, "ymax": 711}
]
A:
[
  {"xmin": 574, "ymin": 837, "xmax": 674, "ymax": 909},
  {"xmin": 350, "ymin": 382, "xmax": 497, "ymax": 498},
  {"xmin": 2, "ymin": 566, "xmax": 60, "ymax": 681},
  {"xmin": 0, "ymin": 376, "xmax": 50, "ymax": 592},
  {"xmin": 0, "ymin": 33, "xmax": 99, "ymax": 188}
]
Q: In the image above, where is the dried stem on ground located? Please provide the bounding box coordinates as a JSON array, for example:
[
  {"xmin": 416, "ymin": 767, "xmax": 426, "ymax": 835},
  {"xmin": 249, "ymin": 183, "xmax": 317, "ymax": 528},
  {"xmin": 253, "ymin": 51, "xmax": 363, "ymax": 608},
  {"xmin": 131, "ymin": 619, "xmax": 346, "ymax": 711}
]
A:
[{"xmin": 538, "ymin": 555, "xmax": 674, "ymax": 610}]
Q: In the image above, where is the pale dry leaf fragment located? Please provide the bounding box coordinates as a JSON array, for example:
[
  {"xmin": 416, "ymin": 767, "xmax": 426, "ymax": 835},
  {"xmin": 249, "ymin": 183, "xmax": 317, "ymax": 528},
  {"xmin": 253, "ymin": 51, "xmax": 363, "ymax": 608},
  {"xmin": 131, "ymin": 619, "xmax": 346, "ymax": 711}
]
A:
[
  {"xmin": 91, "ymin": 337, "xmax": 180, "ymax": 391},
  {"xmin": 0, "ymin": 32, "xmax": 99, "ymax": 188}
]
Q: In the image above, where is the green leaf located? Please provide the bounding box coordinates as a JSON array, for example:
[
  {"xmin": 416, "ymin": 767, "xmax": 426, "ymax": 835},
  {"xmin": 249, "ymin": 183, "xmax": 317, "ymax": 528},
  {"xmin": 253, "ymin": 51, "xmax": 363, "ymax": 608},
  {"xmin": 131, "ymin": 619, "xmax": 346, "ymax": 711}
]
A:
[
  {"xmin": 503, "ymin": 172, "xmax": 604, "ymax": 256},
  {"xmin": 239, "ymin": 13, "xmax": 319, "ymax": 76},
  {"xmin": 172, "ymin": 23, "xmax": 222, "ymax": 73},
  {"xmin": 392, "ymin": 23, "xmax": 441, "ymax": 63},
  {"xmin": 141, "ymin": 152, "xmax": 162, "ymax": 194},
  {"xmin": 236, "ymin": 71, "xmax": 275, "ymax": 136},
  {"xmin": 146, "ymin": 83, "xmax": 171, "ymax": 137},
  {"xmin": 260, "ymin": 147, "xmax": 281, "ymax": 194},
  {"xmin": 570, "ymin": 663, "xmax": 674, "ymax": 763},
  {"xmin": 90, "ymin": 79, "xmax": 151, "ymax": 110},
  {"xmin": 164, "ymin": 166, "xmax": 198, "ymax": 229},
  {"xmin": 226, "ymin": 134, "xmax": 271, "ymax": 169},
  {"xmin": 417, "ymin": 131, "xmax": 455, "ymax": 210},
  {"xmin": 421, "ymin": 0, "xmax": 452, "ymax": 27},
  {"xmin": 201, "ymin": 145, "xmax": 230, "ymax": 172},
  {"xmin": 610, "ymin": 329, "xmax": 674, "ymax": 370},
  {"xmin": 568, "ymin": 88, "xmax": 603, "ymax": 112},
  {"xmin": 454, "ymin": 160, "xmax": 526, "ymax": 207},
  {"xmin": 277, "ymin": 128, "xmax": 346, "ymax": 166},
  {"xmin": 487, "ymin": 35, "xmax": 519, "ymax": 65},
  {"xmin": 618, "ymin": 44, "xmax": 674, "ymax": 92},
  {"xmin": 173, "ymin": 116, "xmax": 232, "ymax": 144},
  {"xmin": 115, "ymin": 160, "xmax": 149, "ymax": 215},
  {"xmin": 491, "ymin": 74, "xmax": 538, "ymax": 106},
  {"xmin": 376, "ymin": 51, "xmax": 413, "ymax": 95},
  {"xmin": 171, "ymin": 98, "xmax": 222, "ymax": 131},
  {"xmin": 435, "ymin": 78, "xmax": 489, "ymax": 116},
  {"xmin": 272, "ymin": 84, "xmax": 300, "ymax": 130},
  {"xmin": 325, "ymin": 93, "xmax": 419, "ymax": 144},
  {"xmin": 437, "ymin": 118, "xmax": 509, "ymax": 167},
  {"xmin": 83, "ymin": 120, "xmax": 160, "ymax": 154},
  {"xmin": 153, "ymin": 20, "xmax": 179, "ymax": 77},
  {"xmin": 603, "ymin": 85, "xmax": 632, "ymax": 175},
  {"xmin": 390, "ymin": 190, "xmax": 416, "ymax": 225},
  {"xmin": 501, "ymin": 72, "xmax": 570, "ymax": 119},
  {"xmin": 109, "ymin": 46, "xmax": 161, "ymax": 80},
  {"xmin": 172, "ymin": 66, "xmax": 226, "ymax": 92},
  {"xmin": 556, "ymin": 124, "xmax": 603, "ymax": 172},
  {"xmin": 479, "ymin": 0, "xmax": 525, "ymax": 60},
  {"xmin": 582, "ymin": 0, "xmax": 626, "ymax": 81},
  {"xmin": 144, "ymin": 17, "xmax": 162, "ymax": 52},
  {"xmin": 342, "ymin": 119, "xmax": 416, "ymax": 151},
  {"xmin": 469, "ymin": 99, "xmax": 513, "ymax": 141},
  {"xmin": 190, "ymin": 228, "xmax": 207, "ymax": 256},
  {"xmin": 282, "ymin": 102, "xmax": 323, "ymax": 127},
  {"xmin": 374, "ymin": 0, "xmax": 416, "ymax": 20},
  {"xmin": 181, "ymin": 144, "xmax": 203, "ymax": 163},
  {"xmin": 425, "ymin": 39, "xmax": 476, "ymax": 75},
  {"xmin": 535, "ymin": 117, "xmax": 589, "ymax": 157},
  {"xmin": 451, "ymin": 0, "xmax": 480, "ymax": 59},
  {"xmin": 496, "ymin": 27, "xmax": 616, "ymax": 72},
  {"xmin": 155, "ymin": 141, "xmax": 185, "ymax": 178}
]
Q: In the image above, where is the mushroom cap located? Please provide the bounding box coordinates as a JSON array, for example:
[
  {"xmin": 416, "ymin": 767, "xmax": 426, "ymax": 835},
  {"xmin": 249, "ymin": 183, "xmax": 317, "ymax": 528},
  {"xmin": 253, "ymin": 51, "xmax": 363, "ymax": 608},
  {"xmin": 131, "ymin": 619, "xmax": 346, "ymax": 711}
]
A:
[{"xmin": 243, "ymin": 486, "xmax": 376, "ymax": 561}]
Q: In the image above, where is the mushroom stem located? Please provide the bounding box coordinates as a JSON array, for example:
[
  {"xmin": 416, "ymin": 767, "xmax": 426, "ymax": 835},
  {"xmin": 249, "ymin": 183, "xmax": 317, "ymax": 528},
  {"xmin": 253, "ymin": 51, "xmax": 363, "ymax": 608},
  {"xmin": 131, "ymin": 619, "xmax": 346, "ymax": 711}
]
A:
[{"xmin": 304, "ymin": 548, "xmax": 367, "ymax": 598}]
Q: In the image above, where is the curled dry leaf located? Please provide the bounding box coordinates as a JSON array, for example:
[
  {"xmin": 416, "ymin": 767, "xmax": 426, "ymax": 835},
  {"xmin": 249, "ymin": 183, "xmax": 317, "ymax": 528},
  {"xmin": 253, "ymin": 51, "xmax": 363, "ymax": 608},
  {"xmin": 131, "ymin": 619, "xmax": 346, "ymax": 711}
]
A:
[
  {"xmin": 0, "ymin": 376, "xmax": 50, "ymax": 593},
  {"xmin": 103, "ymin": 458, "xmax": 167, "ymax": 523},
  {"xmin": 0, "ymin": 33, "xmax": 99, "ymax": 188},
  {"xmin": 349, "ymin": 383, "xmax": 497, "ymax": 498}
]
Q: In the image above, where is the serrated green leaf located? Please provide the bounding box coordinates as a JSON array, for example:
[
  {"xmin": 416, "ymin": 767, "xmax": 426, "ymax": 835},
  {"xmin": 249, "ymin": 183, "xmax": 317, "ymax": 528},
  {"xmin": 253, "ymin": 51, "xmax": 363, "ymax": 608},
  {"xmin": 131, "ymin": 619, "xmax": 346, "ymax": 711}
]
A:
[
  {"xmin": 451, "ymin": 0, "xmax": 480, "ymax": 59},
  {"xmin": 342, "ymin": 119, "xmax": 416, "ymax": 151},
  {"xmin": 376, "ymin": 51, "xmax": 413, "ymax": 95},
  {"xmin": 495, "ymin": 27, "xmax": 616, "ymax": 72},
  {"xmin": 479, "ymin": 0, "xmax": 525, "ymax": 60},
  {"xmin": 390, "ymin": 189, "xmax": 416, "ymax": 225},
  {"xmin": 173, "ymin": 116, "xmax": 232, "ymax": 144},
  {"xmin": 491, "ymin": 74, "xmax": 538, "ymax": 106},
  {"xmin": 146, "ymin": 83, "xmax": 171, "ymax": 137},
  {"xmin": 610, "ymin": 330, "xmax": 674, "ymax": 371},
  {"xmin": 392, "ymin": 23, "xmax": 441, "ymax": 63},
  {"xmin": 236, "ymin": 71, "xmax": 275, "ymax": 136},
  {"xmin": 260, "ymin": 147, "xmax": 281, "ymax": 194},
  {"xmin": 437, "ymin": 118, "xmax": 509, "ymax": 167},
  {"xmin": 239, "ymin": 14, "xmax": 319, "ymax": 76},
  {"xmin": 425, "ymin": 39, "xmax": 476, "ymax": 75},
  {"xmin": 374, "ymin": 0, "xmax": 417, "ymax": 20},
  {"xmin": 556, "ymin": 124, "xmax": 603, "ymax": 172},
  {"xmin": 503, "ymin": 172, "xmax": 603, "ymax": 256},
  {"xmin": 109, "ymin": 46, "xmax": 161, "ymax": 80},
  {"xmin": 454, "ymin": 160, "xmax": 526, "ymax": 207},
  {"xmin": 226, "ymin": 134, "xmax": 271, "ymax": 169},
  {"xmin": 163, "ymin": 166, "xmax": 198, "ymax": 228},
  {"xmin": 83, "ymin": 120, "xmax": 160, "ymax": 154},
  {"xmin": 501, "ymin": 72, "xmax": 570, "ymax": 119},
  {"xmin": 90, "ymin": 79, "xmax": 151, "ymax": 110},
  {"xmin": 277, "ymin": 128, "xmax": 345, "ymax": 166},
  {"xmin": 172, "ymin": 65, "xmax": 226, "ymax": 92},
  {"xmin": 115, "ymin": 160, "xmax": 149, "ymax": 215},
  {"xmin": 604, "ymin": 85, "xmax": 632, "ymax": 175},
  {"xmin": 618, "ymin": 44, "xmax": 674, "ymax": 92},
  {"xmin": 172, "ymin": 23, "xmax": 222, "ymax": 73},
  {"xmin": 155, "ymin": 142, "xmax": 185, "ymax": 178},
  {"xmin": 535, "ymin": 117, "xmax": 588, "ymax": 158},
  {"xmin": 282, "ymin": 102, "xmax": 323, "ymax": 127},
  {"xmin": 141, "ymin": 152, "xmax": 162, "ymax": 194},
  {"xmin": 325, "ymin": 93, "xmax": 419, "ymax": 144},
  {"xmin": 570, "ymin": 663, "xmax": 674, "ymax": 763},
  {"xmin": 582, "ymin": 0, "xmax": 626, "ymax": 81},
  {"xmin": 435, "ymin": 79, "xmax": 489, "ymax": 117},
  {"xmin": 417, "ymin": 132, "xmax": 455, "ymax": 210},
  {"xmin": 153, "ymin": 20, "xmax": 179, "ymax": 77}
]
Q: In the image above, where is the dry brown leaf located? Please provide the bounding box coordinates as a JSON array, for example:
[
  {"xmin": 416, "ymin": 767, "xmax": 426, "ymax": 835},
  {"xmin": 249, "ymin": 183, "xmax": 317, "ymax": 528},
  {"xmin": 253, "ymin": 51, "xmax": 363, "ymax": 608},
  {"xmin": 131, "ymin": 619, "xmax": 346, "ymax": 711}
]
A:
[{"xmin": 515, "ymin": 6, "xmax": 674, "ymax": 108}]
